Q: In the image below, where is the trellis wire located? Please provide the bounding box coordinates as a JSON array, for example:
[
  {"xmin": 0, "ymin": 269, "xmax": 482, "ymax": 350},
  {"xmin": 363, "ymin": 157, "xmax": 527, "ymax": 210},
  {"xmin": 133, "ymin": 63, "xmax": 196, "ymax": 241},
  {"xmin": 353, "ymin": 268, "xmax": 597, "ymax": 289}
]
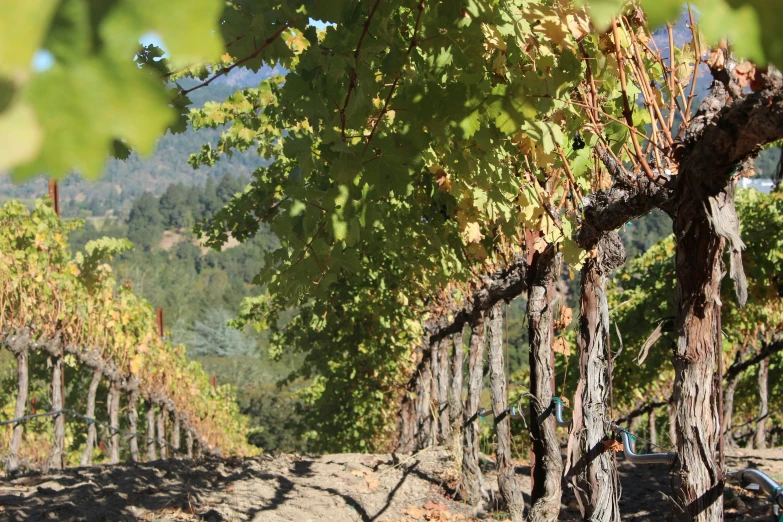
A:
[{"xmin": 0, "ymin": 408, "xmax": 183, "ymax": 452}]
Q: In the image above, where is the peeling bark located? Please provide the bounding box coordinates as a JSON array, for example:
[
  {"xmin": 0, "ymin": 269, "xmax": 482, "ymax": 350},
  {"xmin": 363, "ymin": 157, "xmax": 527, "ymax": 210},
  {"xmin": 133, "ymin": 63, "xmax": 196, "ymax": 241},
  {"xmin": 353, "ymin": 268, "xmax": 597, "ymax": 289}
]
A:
[
  {"xmin": 430, "ymin": 338, "xmax": 441, "ymax": 445},
  {"xmin": 81, "ymin": 368, "xmax": 102, "ymax": 467},
  {"xmin": 566, "ymin": 232, "xmax": 624, "ymax": 522},
  {"xmin": 488, "ymin": 303, "xmax": 525, "ymax": 521},
  {"xmin": 527, "ymin": 247, "xmax": 562, "ymax": 522},
  {"xmin": 186, "ymin": 430, "xmax": 194, "ymax": 459},
  {"xmin": 47, "ymin": 350, "xmax": 66, "ymax": 470},
  {"xmin": 128, "ymin": 385, "xmax": 140, "ymax": 463},
  {"xmin": 460, "ymin": 318, "xmax": 487, "ymax": 506},
  {"xmin": 449, "ymin": 331, "xmax": 465, "ymax": 452},
  {"xmin": 158, "ymin": 408, "xmax": 168, "ymax": 459},
  {"xmin": 107, "ymin": 381, "xmax": 121, "ymax": 464},
  {"xmin": 396, "ymin": 388, "xmax": 417, "ymax": 453},
  {"xmin": 671, "ymin": 190, "xmax": 725, "ymax": 521},
  {"xmin": 438, "ymin": 335, "xmax": 452, "ymax": 444},
  {"xmin": 754, "ymin": 356, "xmax": 769, "ymax": 449},
  {"xmin": 416, "ymin": 350, "xmax": 433, "ymax": 449},
  {"xmin": 172, "ymin": 413, "xmax": 181, "ymax": 455},
  {"xmin": 5, "ymin": 330, "xmax": 31, "ymax": 475},
  {"xmin": 147, "ymin": 404, "xmax": 157, "ymax": 461}
]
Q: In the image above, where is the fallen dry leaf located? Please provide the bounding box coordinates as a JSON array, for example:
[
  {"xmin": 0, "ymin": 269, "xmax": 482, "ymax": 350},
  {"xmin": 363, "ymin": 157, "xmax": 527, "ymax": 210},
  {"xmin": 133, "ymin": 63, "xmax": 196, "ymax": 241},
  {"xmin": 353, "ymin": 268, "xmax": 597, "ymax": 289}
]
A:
[
  {"xmin": 558, "ymin": 396, "xmax": 570, "ymax": 408},
  {"xmin": 603, "ymin": 439, "xmax": 624, "ymax": 453},
  {"xmin": 423, "ymin": 500, "xmax": 447, "ymax": 511},
  {"xmin": 365, "ymin": 475, "xmax": 381, "ymax": 491},
  {"xmin": 404, "ymin": 506, "xmax": 428, "ymax": 520}
]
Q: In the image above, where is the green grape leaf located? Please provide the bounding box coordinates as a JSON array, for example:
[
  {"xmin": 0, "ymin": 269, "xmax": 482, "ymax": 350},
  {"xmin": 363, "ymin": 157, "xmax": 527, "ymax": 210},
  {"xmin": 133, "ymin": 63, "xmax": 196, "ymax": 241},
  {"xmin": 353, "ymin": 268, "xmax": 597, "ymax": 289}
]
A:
[
  {"xmin": 14, "ymin": 57, "xmax": 173, "ymax": 180},
  {"xmin": 101, "ymin": 0, "xmax": 224, "ymax": 68},
  {"xmin": 0, "ymin": 0, "xmax": 59, "ymax": 75}
]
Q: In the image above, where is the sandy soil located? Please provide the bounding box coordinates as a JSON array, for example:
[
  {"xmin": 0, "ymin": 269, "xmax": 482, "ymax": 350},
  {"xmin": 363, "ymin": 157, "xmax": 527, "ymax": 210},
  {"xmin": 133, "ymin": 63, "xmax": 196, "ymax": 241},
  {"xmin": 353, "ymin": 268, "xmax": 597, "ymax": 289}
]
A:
[{"xmin": 0, "ymin": 447, "xmax": 781, "ymax": 521}]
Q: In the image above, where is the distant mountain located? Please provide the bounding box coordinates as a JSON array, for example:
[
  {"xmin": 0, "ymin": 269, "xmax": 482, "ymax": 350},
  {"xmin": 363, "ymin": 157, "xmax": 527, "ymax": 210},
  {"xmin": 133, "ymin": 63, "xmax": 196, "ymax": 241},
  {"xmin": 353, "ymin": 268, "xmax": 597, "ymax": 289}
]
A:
[{"xmin": 0, "ymin": 65, "xmax": 282, "ymax": 218}]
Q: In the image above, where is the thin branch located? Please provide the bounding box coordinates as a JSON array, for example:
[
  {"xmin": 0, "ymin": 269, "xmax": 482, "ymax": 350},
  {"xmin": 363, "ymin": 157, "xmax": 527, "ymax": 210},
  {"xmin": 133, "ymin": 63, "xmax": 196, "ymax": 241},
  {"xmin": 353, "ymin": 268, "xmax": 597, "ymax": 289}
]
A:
[
  {"xmin": 341, "ymin": 0, "xmax": 384, "ymax": 142},
  {"xmin": 361, "ymin": 1, "xmax": 425, "ymax": 157},
  {"xmin": 172, "ymin": 21, "xmax": 293, "ymax": 103},
  {"xmin": 611, "ymin": 19, "xmax": 656, "ymax": 181}
]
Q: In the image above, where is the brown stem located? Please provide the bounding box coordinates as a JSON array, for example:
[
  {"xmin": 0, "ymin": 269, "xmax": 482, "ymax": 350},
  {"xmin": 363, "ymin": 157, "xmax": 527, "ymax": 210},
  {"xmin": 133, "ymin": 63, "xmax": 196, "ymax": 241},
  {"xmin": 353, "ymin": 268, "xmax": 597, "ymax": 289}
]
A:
[{"xmin": 611, "ymin": 20, "xmax": 656, "ymax": 180}]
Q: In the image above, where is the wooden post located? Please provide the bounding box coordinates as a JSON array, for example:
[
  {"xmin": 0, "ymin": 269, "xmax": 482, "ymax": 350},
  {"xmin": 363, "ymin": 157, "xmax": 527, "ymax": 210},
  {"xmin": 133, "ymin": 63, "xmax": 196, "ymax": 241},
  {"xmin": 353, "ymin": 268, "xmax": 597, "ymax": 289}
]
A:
[
  {"xmin": 156, "ymin": 308, "xmax": 164, "ymax": 338},
  {"xmin": 48, "ymin": 179, "xmax": 60, "ymax": 217}
]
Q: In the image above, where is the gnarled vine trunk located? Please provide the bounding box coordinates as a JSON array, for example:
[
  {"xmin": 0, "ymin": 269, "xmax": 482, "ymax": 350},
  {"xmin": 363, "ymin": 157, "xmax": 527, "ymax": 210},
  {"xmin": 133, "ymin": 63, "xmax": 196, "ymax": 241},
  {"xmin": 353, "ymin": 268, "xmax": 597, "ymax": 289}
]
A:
[
  {"xmin": 754, "ymin": 356, "xmax": 770, "ymax": 449},
  {"xmin": 488, "ymin": 303, "xmax": 525, "ymax": 521},
  {"xmin": 47, "ymin": 346, "xmax": 66, "ymax": 470},
  {"xmin": 416, "ymin": 351, "xmax": 434, "ymax": 449},
  {"xmin": 107, "ymin": 381, "xmax": 121, "ymax": 464},
  {"xmin": 648, "ymin": 410, "xmax": 658, "ymax": 453},
  {"xmin": 172, "ymin": 413, "xmax": 181, "ymax": 455},
  {"xmin": 81, "ymin": 368, "xmax": 102, "ymax": 466},
  {"xmin": 158, "ymin": 408, "xmax": 168, "ymax": 459},
  {"xmin": 430, "ymin": 337, "xmax": 441, "ymax": 445},
  {"xmin": 128, "ymin": 387, "xmax": 140, "ymax": 462},
  {"xmin": 671, "ymin": 190, "xmax": 728, "ymax": 521},
  {"xmin": 147, "ymin": 403, "xmax": 157, "ymax": 461},
  {"xmin": 5, "ymin": 330, "xmax": 31, "ymax": 475},
  {"xmin": 566, "ymin": 232, "xmax": 624, "ymax": 521},
  {"xmin": 186, "ymin": 429, "xmax": 194, "ymax": 459},
  {"xmin": 448, "ymin": 331, "xmax": 464, "ymax": 452},
  {"xmin": 460, "ymin": 318, "xmax": 487, "ymax": 505},
  {"xmin": 527, "ymin": 246, "xmax": 562, "ymax": 522},
  {"xmin": 438, "ymin": 336, "xmax": 451, "ymax": 444}
]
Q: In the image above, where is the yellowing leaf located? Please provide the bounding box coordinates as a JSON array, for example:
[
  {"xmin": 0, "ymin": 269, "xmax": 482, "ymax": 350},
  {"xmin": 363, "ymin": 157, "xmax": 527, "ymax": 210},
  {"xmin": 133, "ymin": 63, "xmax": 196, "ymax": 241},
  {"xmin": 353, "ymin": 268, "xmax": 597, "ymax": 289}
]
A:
[
  {"xmin": 100, "ymin": 0, "xmax": 224, "ymax": 69},
  {"xmin": 0, "ymin": 100, "xmax": 43, "ymax": 173},
  {"xmin": 0, "ymin": 0, "xmax": 58, "ymax": 76},
  {"xmin": 462, "ymin": 222, "xmax": 484, "ymax": 243}
]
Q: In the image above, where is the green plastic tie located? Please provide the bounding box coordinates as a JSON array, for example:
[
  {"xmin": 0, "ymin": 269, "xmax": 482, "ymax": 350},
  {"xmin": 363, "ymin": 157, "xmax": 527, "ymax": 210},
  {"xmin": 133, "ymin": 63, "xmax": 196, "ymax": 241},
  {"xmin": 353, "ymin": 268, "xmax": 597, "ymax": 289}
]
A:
[{"xmin": 553, "ymin": 397, "xmax": 564, "ymax": 405}]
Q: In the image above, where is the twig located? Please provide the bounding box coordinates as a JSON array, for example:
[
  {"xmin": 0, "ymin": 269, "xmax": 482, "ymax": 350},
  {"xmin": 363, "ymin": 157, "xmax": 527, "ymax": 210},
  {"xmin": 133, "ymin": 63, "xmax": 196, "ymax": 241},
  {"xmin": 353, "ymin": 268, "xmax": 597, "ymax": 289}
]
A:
[
  {"xmin": 611, "ymin": 19, "xmax": 656, "ymax": 181},
  {"xmin": 341, "ymin": 0, "xmax": 384, "ymax": 142},
  {"xmin": 361, "ymin": 1, "xmax": 425, "ymax": 157},
  {"xmin": 173, "ymin": 21, "xmax": 293, "ymax": 103}
]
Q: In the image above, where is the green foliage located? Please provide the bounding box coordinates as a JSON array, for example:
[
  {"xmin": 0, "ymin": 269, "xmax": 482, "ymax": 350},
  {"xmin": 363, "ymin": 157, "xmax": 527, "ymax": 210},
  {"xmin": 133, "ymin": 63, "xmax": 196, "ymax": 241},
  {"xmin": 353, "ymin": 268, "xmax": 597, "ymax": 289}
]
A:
[
  {"xmin": 0, "ymin": 0, "xmax": 225, "ymax": 180},
  {"xmin": 0, "ymin": 198, "xmax": 256, "ymax": 457}
]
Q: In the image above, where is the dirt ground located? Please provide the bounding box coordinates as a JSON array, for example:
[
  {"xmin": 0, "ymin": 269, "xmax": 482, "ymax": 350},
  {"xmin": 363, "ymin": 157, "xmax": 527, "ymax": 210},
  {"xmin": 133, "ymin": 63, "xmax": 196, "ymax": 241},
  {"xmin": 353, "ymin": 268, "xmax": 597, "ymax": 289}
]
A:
[{"xmin": 0, "ymin": 447, "xmax": 781, "ymax": 521}]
